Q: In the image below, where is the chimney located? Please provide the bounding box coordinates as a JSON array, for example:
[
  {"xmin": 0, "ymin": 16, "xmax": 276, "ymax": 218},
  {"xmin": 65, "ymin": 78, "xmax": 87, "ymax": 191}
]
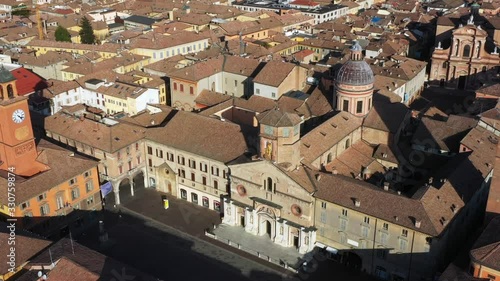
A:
[
  {"xmin": 383, "ymin": 182, "xmax": 389, "ymax": 191},
  {"xmin": 332, "ymin": 169, "xmax": 338, "ymax": 175},
  {"xmin": 315, "ymin": 174, "xmax": 321, "ymax": 181},
  {"xmin": 79, "ymin": 115, "xmax": 84, "ymax": 121},
  {"xmin": 414, "ymin": 220, "xmax": 421, "ymax": 228},
  {"xmin": 354, "ymin": 199, "xmax": 360, "ymax": 207}
]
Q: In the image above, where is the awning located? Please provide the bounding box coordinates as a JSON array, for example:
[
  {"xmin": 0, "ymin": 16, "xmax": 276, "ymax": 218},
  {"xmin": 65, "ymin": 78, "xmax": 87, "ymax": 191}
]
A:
[{"xmin": 326, "ymin": 247, "xmax": 338, "ymax": 254}]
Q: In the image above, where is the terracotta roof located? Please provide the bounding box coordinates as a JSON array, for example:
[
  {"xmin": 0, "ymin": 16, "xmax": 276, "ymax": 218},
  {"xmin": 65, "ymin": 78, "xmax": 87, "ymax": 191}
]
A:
[
  {"xmin": 470, "ymin": 216, "xmax": 500, "ymax": 271},
  {"xmin": 44, "ymin": 112, "xmax": 146, "ymax": 153},
  {"xmin": 129, "ymin": 31, "xmax": 209, "ymax": 50},
  {"xmin": 301, "ymin": 111, "xmax": 364, "ymax": 165},
  {"xmin": 253, "ymin": 60, "xmax": 297, "ymax": 87},
  {"xmin": 476, "ymin": 83, "xmax": 500, "ymax": 97},
  {"xmin": 27, "ymin": 238, "xmax": 158, "ymax": 281},
  {"xmin": 328, "ymin": 141, "xmax": 384, "ymax": 177},
  {"xmin": 119, "ymin": 106, "xmax": 175, "ymax": 128},
  {"xmin": 363, "ymin": 102, "xmax": 409, "ymax": 133},
  {"xmin": 313, "ymin": 171, "xmax": 437, "ymax": 235},
  {"xmin": 0, "ymin": 224, "xmax": 51, "ymax": 275},
  {"xmin": 412, "ymin": 115, "xmax": 478, "ymax": 152},
  {"xmin": 257, "ymin": 108, "xmax": 302, "ymax": 127},
  {"xmin": 373, "ymin": 143, "xmax": 399, "ymax": 164},
  {"xmin": 10, "ymin": 67, "xmax": 48, "ymax": 96},
  {"xmin": 146, "ymin": 110, "xmax": 248, "ymax": 163},
  {"xmin": 0, "ymin": 140, "xmax": 98, "ymax": 204},
  {"xmin": 194, "ymin": 90, "xmax": 231, "ymax": 107},
  {"xmin": 35, "ymin": 257, "xmax": 100, "ymax": 281}
]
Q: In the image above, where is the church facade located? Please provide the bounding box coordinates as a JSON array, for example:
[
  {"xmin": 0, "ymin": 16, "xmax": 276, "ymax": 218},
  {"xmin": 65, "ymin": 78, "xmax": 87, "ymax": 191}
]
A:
[{"xmin": 429, "ymin": 15, "xmax": 500, "ymax": 89}]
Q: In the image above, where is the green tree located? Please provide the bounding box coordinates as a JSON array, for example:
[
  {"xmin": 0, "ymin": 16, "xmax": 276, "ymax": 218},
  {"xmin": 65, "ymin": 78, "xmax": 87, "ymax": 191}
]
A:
[
  {"xmin": 78, "ymin": 16, "xmax": 95, "ymax": 44},
  {"xmin": 55, "ymin": 25, "xmax": 72, "ymax": 42}
]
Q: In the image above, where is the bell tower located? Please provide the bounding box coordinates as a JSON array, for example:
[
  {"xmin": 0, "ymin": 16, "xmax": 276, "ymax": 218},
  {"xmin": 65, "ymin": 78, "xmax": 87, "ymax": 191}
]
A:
[
  {"xmin": 0, "ymin": 65, "xmax": 41, "ymax": 176},
  {"xmin": 256, "ymin": 108, "xmax": 302, "ymax": 167}
]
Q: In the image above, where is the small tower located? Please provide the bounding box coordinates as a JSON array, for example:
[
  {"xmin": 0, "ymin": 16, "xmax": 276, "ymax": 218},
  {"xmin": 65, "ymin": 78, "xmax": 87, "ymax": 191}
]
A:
[
  {"xmin": 0, "ymin": 66, "xmax": 18, "ymax": 100},
  {"xmin": 334, "ymin": 42, "xmax": 374, "ymax": 117},
  {"xmin": 256, "ymin": 108, "xmax": 302, "ymax": 167}
]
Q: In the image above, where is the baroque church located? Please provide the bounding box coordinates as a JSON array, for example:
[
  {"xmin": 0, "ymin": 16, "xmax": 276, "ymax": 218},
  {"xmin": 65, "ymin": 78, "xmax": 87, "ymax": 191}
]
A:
[
  {"xmin": 429, "ymin": 7, "xmax": 500, "ymax": 89},
  {"xmin": 222, "ymin": 41, "xmax": 400, "ymax": 254}
]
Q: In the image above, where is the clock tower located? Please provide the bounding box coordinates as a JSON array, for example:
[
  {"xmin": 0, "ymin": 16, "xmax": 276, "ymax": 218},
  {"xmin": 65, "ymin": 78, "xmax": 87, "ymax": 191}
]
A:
[{"xmin": 0, "ymin": 66, "xmax": 43, "ymax": 176}]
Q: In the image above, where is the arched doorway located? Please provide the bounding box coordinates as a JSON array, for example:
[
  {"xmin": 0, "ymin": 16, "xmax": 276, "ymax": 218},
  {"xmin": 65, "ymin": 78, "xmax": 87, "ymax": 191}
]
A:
[
  {"xmin": 132, "ymin": 171, "xmax": 145, "ymax": 192},
  {"xmin": 118, "ymin": 178, "xmax": 133, "ymax": 203},
  {"xmin": 265, "ymin": 221, "xmax": 272, "ymax": 238}
]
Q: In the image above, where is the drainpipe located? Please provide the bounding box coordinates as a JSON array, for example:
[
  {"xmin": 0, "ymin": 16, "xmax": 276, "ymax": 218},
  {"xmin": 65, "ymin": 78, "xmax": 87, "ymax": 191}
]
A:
[
  {"xmin": 408, "ymin": 230, "xmax": 416, "ymax": 281},
  {"xmin": 371, "ymin": 218, "xmax": 378, "ymax": 276}
]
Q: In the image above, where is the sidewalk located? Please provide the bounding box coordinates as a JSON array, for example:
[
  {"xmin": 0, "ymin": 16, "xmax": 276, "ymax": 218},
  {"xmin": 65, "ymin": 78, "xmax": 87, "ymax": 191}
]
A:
[{"xmin": 212, "ymin": 223, "xmax": 304, "ymax": 268}]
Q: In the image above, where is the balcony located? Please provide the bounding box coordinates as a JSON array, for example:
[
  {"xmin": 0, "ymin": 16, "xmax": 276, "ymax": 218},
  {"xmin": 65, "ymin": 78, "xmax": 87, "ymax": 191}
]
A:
[{"xmin": 55, "ymin": 203, "xmax": 73, "ymax": 216}]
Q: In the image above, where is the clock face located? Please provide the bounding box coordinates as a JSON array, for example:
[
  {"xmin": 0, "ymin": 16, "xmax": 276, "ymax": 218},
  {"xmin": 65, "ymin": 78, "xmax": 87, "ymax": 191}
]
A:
[{"xmin": 12, "ymin": 109, "xmax": 25, "ymax": 124}]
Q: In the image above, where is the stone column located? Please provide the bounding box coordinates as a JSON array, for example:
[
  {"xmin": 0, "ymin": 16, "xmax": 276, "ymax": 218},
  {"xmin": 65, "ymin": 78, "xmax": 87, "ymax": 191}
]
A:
[
  {"xmin": 222, "ymin": 198, "xmax": 233, "ymax": 225},
  {"xmin": 129, "ymin": 176, "xmax": 135, "ymax": 197},
  {"xmin": 143, "ymin": 168, "xmax": 149, "ymax": 188},
  {"xmin": 113, "ymin": 181, "xmax": 121, "ymax": 205}
]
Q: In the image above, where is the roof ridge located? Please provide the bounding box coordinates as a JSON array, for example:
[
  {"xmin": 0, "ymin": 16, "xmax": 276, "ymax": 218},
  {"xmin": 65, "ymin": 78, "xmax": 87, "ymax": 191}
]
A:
[{"xmin": 479, "ymin": 241, "xmax": 500, "ymax": 262}]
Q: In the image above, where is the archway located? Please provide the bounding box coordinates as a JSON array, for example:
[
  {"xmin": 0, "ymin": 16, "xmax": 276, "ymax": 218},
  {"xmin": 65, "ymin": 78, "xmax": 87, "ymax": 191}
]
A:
[
  {"xmin": 118, "ymin": 178, "xmax": 133, "ymax": 203},
  {"xmin": 258, "ymin": 214, "xmax": 275, "ymax": 240}
]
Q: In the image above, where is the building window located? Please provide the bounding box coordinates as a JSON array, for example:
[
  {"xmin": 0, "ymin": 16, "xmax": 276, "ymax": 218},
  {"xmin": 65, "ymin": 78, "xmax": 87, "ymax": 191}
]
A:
[
  {"xmin": 271, "ymin": 92, "xmax": 276, "ymax": 98},
  {"xmin": 356, "ymin": 100, "xmax": 363, "ymax": 113},
  {"xmin": 191, "ymin": 172, "xmax": 195, "ymax": 181},
  {"xmin": 320, "ymin": 212, "xmax": 326, "ymax": 223},
  {"xmin": 86, "ymin": 181, "xmax": 94, "ymax": 192},
  {"xmin": 189, "ymin": 159, "xmax": 196, "ymax": 169},
  {"xmin": 148, "ymin": 159, "xmax": 153, "ymax": 167},
  {"xmin": 256, "ymin": 88, "xmax": 260, "ymax": 95},
  {"xmin": 69, "ymin": 178, "xmax": 77, "ymax": 185},
  {"xmin": 361, "ymin": 225, "xmax": 369, "ymax": 238},
  {"xmin": 178, "ymin": 169, "xmax": 186, "ymax": 178},
  {"xmin": 214, "ymin": 201, "xmax": 221, "ymax": 212},
  {"xmin": 364, "ymin": 216, "xmax": 370, "ymax": 224},
  {"xmin": 87, "ymin": 195, "xmax": 94, "ymax": 205},
  {"xmin": 486, "ymin": 274, "xmax": 496, "ymax": 281},
  {"xmin": 190, "ymin": 86, "xmax": 194, "ymax": 95},
  {"xmin": 283, "ymin": 128, "xmax": 290, "ymax": 137},
  {"xmin": 147, "ymin": 146, "xmax": 153, "ymax": 155},
  {"xmin": 191, "ymin": 193, "xmax": 198, "ymax": 204},
  {"xmin": 180, "ymin": 84, "xmax": 184, "ymax": 92},
  {"xmin": 37, "ymin": 193, "xmax": 47, "ymax": 201},
  {"xmin": 136, "ymin": 143, "xmax": 139, "ymax": 150},
  {"xmin": 20, "ymin": 201, "xmax": 30, "ymax": 210},
  {"xmin": 341, "ymin": 209, "xmax": 348, "ymax": 216},
  {"xmin": 463, "ymin": 45, "xmax": 471, "ymax": 58},
  {"xmin": 71, "ymin": 188, "xmax": 80, "ymax": 200},
  {"xmin": 383, "ymin": 223, "xmax": 389, "ymax": 231},
  {"xmin": 40, "ymin": 204, "xmax": 50, "ymax": 216},
  {"xmin": 214, "ymin": 180, "xmax": 218, "ymax": 189},
  {"xmin": 266, "ymin": 177, "xmax": 273, "ymax": 192},
  {"xmin": 56, "ymin": 195, "xmax": 64, "ymax": 210},
  {"xmin": 202, "ymin": 196, "xmax": 209, "ymax": 207},
  {"xmin": 167, "ymin": 152, "xmax": 174, "ymax": 161},
  {"xmin": 200, "ymin": 162, "xmax": 207, "ymax": 172},
  {"xmin": 119, "ymin": 165, "xmax": 123, "ymax": 174},
  {"xmin": 380, "ymin": 232, "xmax": 389, "ymax": 245},
  {"xmin": 174, "ymin": 83, "xmax": 177, "ymax": 90},
  {"xmin": 321, "ymin": 202, "xmax": 327, "ymax": 209},
  {"xmin": 180, "ymin": 189, "xmax": 187, "ymax": 199},
  {"xmin": 402, "ymin": 229, "xmax": 408, "ymax": 237},
  {"xmin": 442, "ymin": 61, "xmax": 448, "ymax": 69},
  {"xmin": 339, "ymin": 218, "xmax": 348, "ymax": 231},
  {"xmin": 211, "ymin": 166, "xmax": 219, "ymax": 176},
  {"xmin": 399, "ymin": 238, "xmax": 408, "ymax": 251},
  {"xmin": 202, "ymin": 176, "xmax": 207, "ymax": 185},
  {"xmin": 84, "ymin": 171, "xmax": 91, "ymax": 178},
  {"xmin": 342, "ymin": 100, "xmax": 349, "ymax": 111},
  {"xmin": 178, "ymin": 156, "xmax": 185, "ymax": 165},
  {"xmin": 345, "ymin": 139, "xmax": 350, "ymax": 149}
]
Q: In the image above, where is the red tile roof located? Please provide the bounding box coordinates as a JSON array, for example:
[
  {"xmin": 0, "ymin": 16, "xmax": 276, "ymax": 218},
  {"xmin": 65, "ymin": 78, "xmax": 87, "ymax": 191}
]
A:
[
  {"xmin": 290, "ymin": 0, "xmax": 320, "ymax": 6},
  {"xmin": 11, "ymin": 67, "xmax": 47, "ymax": 96}
]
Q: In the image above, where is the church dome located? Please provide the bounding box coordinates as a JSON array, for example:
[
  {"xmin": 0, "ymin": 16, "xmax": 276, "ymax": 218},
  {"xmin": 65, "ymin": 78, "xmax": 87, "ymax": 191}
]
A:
[
  {"xmin": 335, "ymin": 42, "xmax": 374, "ymax": 87},
  {"xmin": 336, "ymin": 60, "xmax": 374, "ymax": 86}
]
